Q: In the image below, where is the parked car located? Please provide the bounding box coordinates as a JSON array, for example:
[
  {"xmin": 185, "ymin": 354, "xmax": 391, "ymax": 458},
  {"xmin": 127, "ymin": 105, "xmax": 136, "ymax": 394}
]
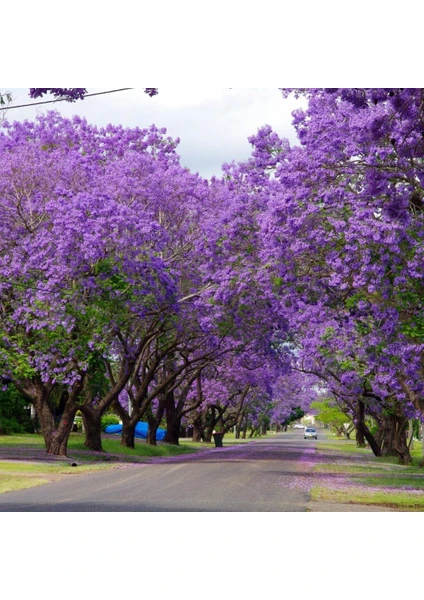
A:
[
  {"xmin": 304, "ymin": 427, "xmax": 318, "ymax": 439},
  {"xmin": 293, "ymin": 423, "xmax": 304, "ymax": 429}
]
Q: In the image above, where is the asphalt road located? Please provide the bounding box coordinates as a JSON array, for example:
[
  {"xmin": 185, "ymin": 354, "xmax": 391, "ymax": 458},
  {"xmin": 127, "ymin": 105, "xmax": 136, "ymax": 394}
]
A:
[{"xmin": 0, "ymin": 430, "xmax": 319, "ymax": 512}]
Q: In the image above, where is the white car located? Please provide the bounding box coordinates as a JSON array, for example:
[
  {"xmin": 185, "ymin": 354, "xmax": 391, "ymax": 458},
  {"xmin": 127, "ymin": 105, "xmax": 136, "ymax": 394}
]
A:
[
  {"xmin": 293, "ymin": 423, "xmax": 304, "ymax": 429},
  {"xmin": 304, "ymin": 427, "xmax": 318, "ymax": 439}
]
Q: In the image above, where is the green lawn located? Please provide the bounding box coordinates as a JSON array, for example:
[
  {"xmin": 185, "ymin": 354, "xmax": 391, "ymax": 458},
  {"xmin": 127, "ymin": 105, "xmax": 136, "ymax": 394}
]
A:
[
  {"xmin": 0, "ymin": 474, "xmax": 49, "ymax": 495},
  {"xmin": 317, "ymin": 438, "xmax": 376, "ymax": 456},
  {"xmin": 310, "ymin": 486, "xmax": 424, "ymax": 510},
  {"xmin": 0, "ymin": 431, "xmax": 258, "ymax": 465},
  {"xmin": 0, "ymin": 434, "xmax": 46, "ymax": 447},
  {"xmin": 0, "ymin": 431, "xmax": 260, "ymax": 459},
  {"xmin": 0, "ymin": 460, "xmax": 116, "ymax": 474},
  {"xmin": 312, "ymin": 436, "xmax": 424, "ymax": 510},
  {"xmin": 318, "ymin": 437, "xmax": 424, "ymax": 466}
]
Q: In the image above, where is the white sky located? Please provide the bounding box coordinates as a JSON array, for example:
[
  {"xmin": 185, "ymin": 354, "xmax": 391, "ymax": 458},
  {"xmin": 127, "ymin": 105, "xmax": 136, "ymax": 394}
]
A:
[{"xmin": 2, "ymin": 88, "xmax": 303, "ymax": 179}]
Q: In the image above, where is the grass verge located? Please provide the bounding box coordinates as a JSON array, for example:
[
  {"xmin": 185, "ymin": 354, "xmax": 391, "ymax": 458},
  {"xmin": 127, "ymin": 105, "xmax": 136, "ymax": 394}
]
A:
[
  {"xmin": 0, "ymin": 432, "xmax": 260, "ymax": 461},
  {"xmin": 0, "ymin": 474, "xmax": 49, "ymax": 494},
  {"xmin": 312, "ymin": 436, "xmax": 424, "ymax": 510},
  {"xmin": 310, "ymin": 485, "xmax": 424, "ymax": 510},
  {"xmin": 0, "ymin": 460, "xmax": 116, "ymax": 474}
]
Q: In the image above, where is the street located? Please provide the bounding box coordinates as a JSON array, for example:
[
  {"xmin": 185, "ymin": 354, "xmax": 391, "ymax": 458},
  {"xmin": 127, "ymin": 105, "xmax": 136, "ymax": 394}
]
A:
[{"xmin": 0, "ymin": 431, "xmax": 318, "ymax": 512}]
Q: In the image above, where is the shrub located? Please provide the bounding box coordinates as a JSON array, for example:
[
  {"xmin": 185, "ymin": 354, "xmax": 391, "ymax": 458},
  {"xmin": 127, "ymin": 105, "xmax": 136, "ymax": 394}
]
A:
[
  {"xmin": 101, "ymin": 414, "xmax": 120, "ymax": 430},
  {"xmin": 0, "ymin": 417, "xmax": 26, "ymax": 435}
]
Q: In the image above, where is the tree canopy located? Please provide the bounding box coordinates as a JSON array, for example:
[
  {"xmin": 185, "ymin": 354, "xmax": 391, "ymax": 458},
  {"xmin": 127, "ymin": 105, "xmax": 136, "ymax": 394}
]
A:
[{"xmin": 1, "ymin": 88, "xmax": 423, "ymax": 464}]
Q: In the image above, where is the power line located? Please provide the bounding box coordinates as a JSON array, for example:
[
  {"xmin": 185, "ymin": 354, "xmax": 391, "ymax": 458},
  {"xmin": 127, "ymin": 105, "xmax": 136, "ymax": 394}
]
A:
[{"xmin": 0, "ymin": 88, "xmax": 135, "ymax": 111}]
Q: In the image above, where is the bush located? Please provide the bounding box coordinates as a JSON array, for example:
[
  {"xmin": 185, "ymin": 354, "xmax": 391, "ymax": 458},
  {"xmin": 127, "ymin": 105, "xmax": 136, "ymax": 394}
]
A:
[
  {"xmin": 0, "ymin": 417, "xmax": 26, "ymax": 435},
  {"xmin": 0, "ymin": 386, "xmax": 35, "ymax": 434},
  {"xmin": 101, "ymin": 414, "xmax": 120, "ymax": 430}
]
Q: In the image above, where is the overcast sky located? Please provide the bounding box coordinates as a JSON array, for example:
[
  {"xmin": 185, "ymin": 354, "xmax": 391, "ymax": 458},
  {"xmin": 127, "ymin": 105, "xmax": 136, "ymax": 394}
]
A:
[{"xmin": 2, "ymin": 88, "xmax": 304, "ymax": 179}]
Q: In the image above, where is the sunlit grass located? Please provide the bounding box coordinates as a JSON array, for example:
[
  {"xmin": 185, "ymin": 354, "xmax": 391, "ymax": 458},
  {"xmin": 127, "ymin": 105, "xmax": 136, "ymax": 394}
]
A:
[
  {"xmin": 0, "ymin": 433, "xmax": 212, "ymax": 460},
  {"xmin": 354, "ymin": 474, "xmax": 424, "ymax": 489},
  {"xmin": 317, "ymin": 438, "xmax": 424, "ymax": 467},
  {"xmin": 0, "ymin": 460, "xmax": 115, "ymax": 474},
  {"xmin": 0, "ymin": 474, "xmax": 48, "ymax": 494},
  {"xmin": 312, "ymin": 435, "xmax": 424, "ymax": 509},
  {"xmin": 310, "ymin": 485, "xmax": 424, "ymax": 510},
  {"xmin": 315, "ymin": 463, "xmax": 424, "ymax": 475},
  {"xmin": 317, "ymin": 440, "xmax": 373, "ymax": 455},
  {"xmin": 67, "ymin": 435, "xmax": 211, "ymax": 459},
  {"xmin": 315, "ymin": 464, "xmax": 398, "ymax": 475},
  {"xmin": 0, "ymin": 432, "xmax": 260, "ymax": 462},
  {"xmin": 0, "ymin": 434, "xmax": 45, "ymax": 447}
]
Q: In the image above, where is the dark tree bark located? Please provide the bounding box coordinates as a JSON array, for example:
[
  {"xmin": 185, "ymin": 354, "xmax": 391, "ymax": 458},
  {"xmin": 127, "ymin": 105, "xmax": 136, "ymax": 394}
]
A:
[
  {"xmin": 360, "ymin": 422, "xmax": 382, "ymax": 457},
  {"xmin": 146, "ymin": 423, "xmax": 157, "ymax": 446},
  {"xmin": 47, "ymin": 407, "xmax": 78, "ymax": 456},
  {"xmin": 355, "ymin": 400, "xmax": 367, "ymax": 447},
  {"xmin": 120, "ymin": 416, "xmax": 137, "ymax": 449},
  {"xmin": 33, "ymin": 395, "xmax": 56, "ymax": 451},
  {"xmin": 376, "ymin": 409, "xmax": 411, "ymax": 465},
  {"xmin": 192, "ymin": 414, "xmax": 204, "ymax": 442},
  {"xmin": 204, "ymin": 406, "xmax": 218, "ymax": 442},
  {"xmin": 81, "ymin": 408, "xmax": 103, "ymax": 452},
  {"xmin": 146, "ymin": 402, "xmax": 166, "ymax": 446},
  {"xmin": 355, "ymin": 398, "xmax": 382, "ymax": 456},
  {"xmin": 28, "ymin": 380, "xmax": 83, "ymax": 456},
  {"xmin": 163, "ymin": 390, "xmax": 181, "ymax": 445}
]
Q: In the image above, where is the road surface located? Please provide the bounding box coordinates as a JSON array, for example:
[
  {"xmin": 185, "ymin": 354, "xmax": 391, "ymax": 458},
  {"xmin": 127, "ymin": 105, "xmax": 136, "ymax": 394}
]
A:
[{"xmin": 0, "ymin": 431, "xmax": 318, "ymax": 511}]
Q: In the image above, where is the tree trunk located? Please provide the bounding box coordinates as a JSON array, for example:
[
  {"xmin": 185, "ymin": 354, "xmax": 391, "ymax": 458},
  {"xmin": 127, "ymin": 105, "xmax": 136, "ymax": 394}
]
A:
[
  {"xmin": 373, "ymin": 407, "xmax": 411, "ymax": 464},
  {"xmin": 203, "ymin": 406, "xmax": 216, "ymax": 443},
  {"xmin": 355, "ymin": 400, "xmax": 367, "ymax": 447},
  {"xmin": 34, "ymin": 400, "xmax": 57, "ymax": 451},
  {"xmin": 407, "ymin": 420, "xmax": 414, "ymax": 450},
  {"xmin": 192, "ymin": 421, "xmax": 203, "ymax": 442},
  {"xmin": 47, "ymin": 405, "xmax": 78, "ymax": 456},
  {"xmin": 163, "ymin": 391, "xmax": 181, "ymax": 445},
  {"xmin": 81, "ymin": 409, "xmax": 103, "ymax": 452},
  {"xmin": 242, "ymin": 417, "xmax": 248, "ymax": 439},
  {"xmin": 362, "ymin": 423, "xmax": 382, "ymax": 457},
  {"xmin": 356, "ymin": 428, "xmax": 366, "ymax": 447},
  {"xmin": 121, "ymin": 418, "xmax": 137, "ymax": 449},
  {"xmin": 204, "ymin": 428, "xmax": 213, "ymax": 443},
  {"xmin": 33, "ymin": 389, "xmax": 78, "ymax": 456},
  {"xmin": 146, "ymin": 421, "xmax": 158, "ymax": 446},
  {"xmin": 345, "ymin": 425, "xmax": 354, "ymax": 440}
]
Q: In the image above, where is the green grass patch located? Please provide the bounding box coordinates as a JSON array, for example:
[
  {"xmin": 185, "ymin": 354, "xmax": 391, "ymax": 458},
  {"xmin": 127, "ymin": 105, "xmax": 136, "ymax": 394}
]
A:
[
  {"xmin": 317, "ymin": 438, "xmax": 424, "ymax": 467},
  {"xmin": 0, "ymin": 433, "xmax": 211, "ymax": 461},
  {"xmin": 0, "ymin": 431, "xmax": 259, "ymax": 464},
  {"xmin": 67, "ymin": 435, "xmax": 209, "ymax": 459},
  {"xmin": 317, "ymin": 440, "xmax": 373, "ymax": 455},
  {"xmin": 312, "ymin": 436, "xmax": 424, "ymax": 508},
  {"xmin": 0, "ymin": 460, "xmax": 115, "ymax": 474},
  {"xmin": 310, "ymin": 485, "xmax": 424, "ymax": 510},
  {"xmin": 0, "ymin": 474, "xmax": 48, "ymax": 494},
  {"xmin": 354, "ymin": 474, "xmax": 424, "ymax": 489},
  {"xmin": 314, "ymin": 463, "xmax": 397, "ymax": 475},
  {"xmin": 0, "ymin": 434, "xmax": 45, "ymax": 447}
]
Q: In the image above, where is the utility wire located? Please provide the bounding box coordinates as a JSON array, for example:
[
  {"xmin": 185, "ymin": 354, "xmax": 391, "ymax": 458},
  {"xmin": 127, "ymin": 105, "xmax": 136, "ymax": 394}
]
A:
[{"xmin": 0, "ymin": 88, "xmax": 135, "ymax": 111}]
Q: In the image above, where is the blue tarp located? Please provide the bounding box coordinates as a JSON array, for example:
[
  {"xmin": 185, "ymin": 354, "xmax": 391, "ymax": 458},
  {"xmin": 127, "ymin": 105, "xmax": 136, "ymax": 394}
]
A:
[{"xmin": 104, "ymin": 422, "xmax": 167, "ymax": 441}]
